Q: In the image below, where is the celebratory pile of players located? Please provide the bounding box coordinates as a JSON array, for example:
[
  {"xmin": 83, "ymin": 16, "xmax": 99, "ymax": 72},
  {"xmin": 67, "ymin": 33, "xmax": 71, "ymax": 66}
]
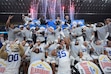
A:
[{"xmin": 0, "ymin": 14, "xmax": 111, "ymax": 74}]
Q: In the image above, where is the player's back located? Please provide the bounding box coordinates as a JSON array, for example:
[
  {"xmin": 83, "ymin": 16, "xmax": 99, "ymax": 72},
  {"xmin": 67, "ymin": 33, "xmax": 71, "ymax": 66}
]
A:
[
  {"xmin": 6, "ymin": 52, "xmax": 21, "ymax": 70},
  {"xmin": 58, "ymin": 50, "xmax": 70, "ymax": 63},
  {"xmin": 57, "ymin": 49, "xmax": 71, "ymax": 73}
]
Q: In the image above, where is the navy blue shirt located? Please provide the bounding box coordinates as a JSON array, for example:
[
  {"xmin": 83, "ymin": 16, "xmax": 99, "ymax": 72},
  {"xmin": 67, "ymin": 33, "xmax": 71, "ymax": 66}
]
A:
[{"xmin": 0, "ymin": 41, "xmax": 3, "ymax": 49}]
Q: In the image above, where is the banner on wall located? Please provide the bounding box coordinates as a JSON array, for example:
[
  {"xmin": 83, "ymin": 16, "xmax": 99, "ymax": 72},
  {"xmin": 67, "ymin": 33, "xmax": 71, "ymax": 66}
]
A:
[
  {"xmin": 75, "ymin": 61, "xmax": 101, "ymax": 74},
  {"xmin": 99, "ymin": 55, "xmax": 111, "ymax": 74},
  {"xmin": 28, "ymin": 60, "xmax": 52, "ymax": 74},
  {"xmin": 0, "ymin": 59, "xmax": 6, "ymax": 74}
]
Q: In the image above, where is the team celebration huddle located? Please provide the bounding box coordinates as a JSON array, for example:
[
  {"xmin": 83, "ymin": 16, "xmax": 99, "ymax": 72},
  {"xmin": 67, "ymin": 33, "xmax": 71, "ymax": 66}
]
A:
[{"xmin": 0, "ymin": 14, "xmax": 111, "ymax": 74}]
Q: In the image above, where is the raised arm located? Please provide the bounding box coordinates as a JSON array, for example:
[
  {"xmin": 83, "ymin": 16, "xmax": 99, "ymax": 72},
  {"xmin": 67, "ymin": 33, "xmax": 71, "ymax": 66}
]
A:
[
  {"xmin": 18, "ymin": 43, "xmax": 25, "ymax": 57},
  {"xmin": 0, "ymin": 45, "xmax": 8, "ymax": 60},
  {"xmin": 6, "ymin": 15, "xmax": 14, "ymax": 29}
]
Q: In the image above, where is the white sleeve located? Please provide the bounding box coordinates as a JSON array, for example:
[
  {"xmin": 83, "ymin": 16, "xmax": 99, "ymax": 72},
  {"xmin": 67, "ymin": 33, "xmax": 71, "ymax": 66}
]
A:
[
  {"xmin": 105, "ymin": 32, "xmax": 109, "ymax": 39},
  {"xmin": 42, "ymin": 53, "xmax": 45, "ymax": 60},
  {"xmin": 25, "ymin": 47, "xmax": 31, "ymax": 56},
  {"xmin": 93, "ymin": 25, "xmax": 96, "ymax": 31},
  {"xmin": 60, "ymin": 31, "xmax": 65, "ymax": 37},
  {"xmin": 90, "ymin": 35, "xmax": 94, "ymax": 41}
]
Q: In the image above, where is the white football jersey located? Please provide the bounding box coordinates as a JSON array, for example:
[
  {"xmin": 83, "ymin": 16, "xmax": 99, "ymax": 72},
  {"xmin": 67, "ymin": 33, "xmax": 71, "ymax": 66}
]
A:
[
  {"xmin": 58, "ymin": 49, "xmax": 70, "ymax": 61},
  {"xmin": 5, "ymin": 51, "xmax": 21, "ymax": 70},
  {"xmin": 57, "ymin": 49, "xmax": 71, "ymax": 74},
  {"xmin": 36, "ymin": 43, "xmax": 45, "ymax": 53},
  {"xmin": 4, "ymin": 45, "xmax": 21, "ymax": 74}
]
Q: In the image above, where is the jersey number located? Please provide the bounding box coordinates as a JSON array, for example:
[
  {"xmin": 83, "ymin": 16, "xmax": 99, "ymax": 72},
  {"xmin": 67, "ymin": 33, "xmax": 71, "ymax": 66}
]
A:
[
  {"xmin": 58, "ymin": 50, "xmax": 66, "ymax": 58},
  {"xmin": 8, "ymin": 54, "xmax": 19, "ymax": 62},
  {"xmin": 109, "ymin": 51, "xmax": 111, "ymax": 56}
]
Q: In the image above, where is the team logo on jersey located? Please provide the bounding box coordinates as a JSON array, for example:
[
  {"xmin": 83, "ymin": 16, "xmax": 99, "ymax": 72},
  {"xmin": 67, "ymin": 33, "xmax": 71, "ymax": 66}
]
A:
[
  {"xmin": 99, "ymin": 55, "xmax": 111, "ymax": 74},
  {"xmin": 28, "ymin": 60, "xmax": 52, "ymax": 74},
  {"xmin": 0, "ymin": 59, "xmax": 6, "ymax": 74},
  {"xmin": 75, "ymin": 61, "xmax": 102, "ymax": 74}
]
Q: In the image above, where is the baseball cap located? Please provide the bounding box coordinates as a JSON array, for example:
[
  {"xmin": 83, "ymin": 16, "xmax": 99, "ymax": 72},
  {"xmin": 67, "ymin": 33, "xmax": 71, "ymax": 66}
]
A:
[
  {"xmin": 27, "ymin": 38, "xmax": 33, "ymax": 41},
  {"xmin": 36, "ymin": 39, "xmax": 40, "ymax": 42},
  {"xmin": 19, "ymin": 25, "xmax": 24, "ymax": 28}
]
